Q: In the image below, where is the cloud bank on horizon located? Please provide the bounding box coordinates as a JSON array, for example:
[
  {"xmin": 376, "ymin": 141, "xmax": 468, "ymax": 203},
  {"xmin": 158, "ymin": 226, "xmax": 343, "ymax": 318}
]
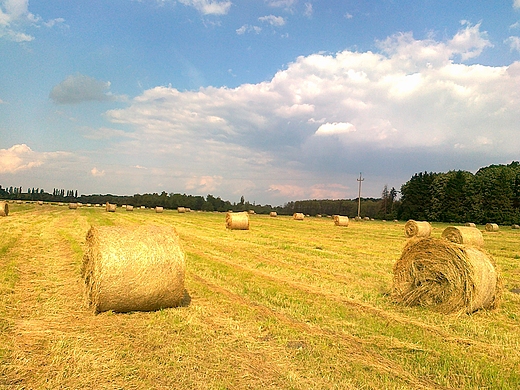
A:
[{"xmin": 1, "ymin": 0, "xmax": 520, "ymax": 205}]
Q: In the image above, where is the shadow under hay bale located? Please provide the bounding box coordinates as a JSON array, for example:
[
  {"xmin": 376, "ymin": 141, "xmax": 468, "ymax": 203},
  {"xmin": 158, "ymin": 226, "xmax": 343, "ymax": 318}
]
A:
[
  {"xmin": 485, "ymin": 223, "xmax": 499, "ymax": 232},
  {"xmin": 441, "ymin": 226, "xmax": 484, "ymax": 248},
  {"xmin": 293, "ymin": 213, "xmax": 304, "ymax": 221},
  {"xmin": 334, "ymin": 215, "xmax": 349, "ymax": 227},
  {"xmin": 404, "ymin": 220, "xmax": 432, "ymax": 238},
  {"xmin": 226, "ymin": 212, "xmax": 249, "ymax": 230},
  {"xmin": 392, "ymin": 238, "xmax": 501, "ymax": 314},
  {"xmin": 0, "ymin": 201, "xmax": 8, "ymax": 217},
  {"xmin": 82, "ymin": 225, "xmax": 186, "ymax": 314}
]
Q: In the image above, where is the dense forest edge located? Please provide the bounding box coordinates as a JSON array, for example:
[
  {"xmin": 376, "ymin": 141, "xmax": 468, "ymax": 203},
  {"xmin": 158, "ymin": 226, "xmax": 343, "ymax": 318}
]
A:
[{"xmin": 2, "ymin": 161, "xmax": 520, "ymax": 224}]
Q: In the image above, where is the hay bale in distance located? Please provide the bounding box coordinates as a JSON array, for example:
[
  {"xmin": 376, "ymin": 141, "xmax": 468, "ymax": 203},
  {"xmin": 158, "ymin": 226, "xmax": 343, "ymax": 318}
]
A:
[
  {"xmin": 465, "ymin": 222, "xmax": 476, "ymax": 227},
  {"xmin": 334, "ymin": 215, "xmax": 349, "ymax": 227},
  {"xmin": 441, "ymin": 226, "xmax": 484, "ymax": 248},
  {"xmin": 126, "ymin": 205, "xmax": 134, "ymax": 211},
  {"xmin": 82, "ymin": 225, "xmax": 186, "ymax": 313},
  {"xmin": 485, "ymin": 223, "xmax": 499, "ymax": 232},
  {"xmin": 155, "ymin": 206, "xmax": 164, "ymax": 213},
  {"xmin": 177, "ymin": 207, "xmax": 186, "ymax": 213},
  {"xmin": 37, "ymin": 200, "xmax": 44, "ymax": 205},
  {"xmin": 0, "ymin": 201, "xmax": 8, "ymax": 217},
  {"xmin": 106, "ymin": 202, "xmax": 116, "ymax": 212},
  {"xmin": 69, "ymin": 202, "xmax": 78, "ymax": 210},
  {"xmin": 269, "ymin": 211, "xmax": 277, "ymax": 217},
  {"xmin": 293, "ymin": 213, "xmax": 304, "ymax": 221},
  {"xmin": 392, "ymin": 238, "xmax": 501, "ymax": 314},
  {"xmin": 226, "ymin": 212, "xmax": 250, "ymax": 230},
  {"xmin": 404, "ymin": 220, "xmax": 432, "ymax": 238},
  {"xmin": 512, "ymin": 224, "xmax": 520, "ymax": 229}
]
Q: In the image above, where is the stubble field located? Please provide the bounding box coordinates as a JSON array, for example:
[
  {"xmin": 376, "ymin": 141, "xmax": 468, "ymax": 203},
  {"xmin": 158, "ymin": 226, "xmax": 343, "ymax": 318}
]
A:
[{"xmin": 1, "ymin": 203, "xmax": 519, "ymax": 389}]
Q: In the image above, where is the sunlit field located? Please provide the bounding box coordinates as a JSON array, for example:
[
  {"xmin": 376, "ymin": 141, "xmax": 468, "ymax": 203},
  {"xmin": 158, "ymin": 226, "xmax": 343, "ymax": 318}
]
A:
[{"xmin": 1, "ymin": 203, "xmax": 519, "ymax": 389}]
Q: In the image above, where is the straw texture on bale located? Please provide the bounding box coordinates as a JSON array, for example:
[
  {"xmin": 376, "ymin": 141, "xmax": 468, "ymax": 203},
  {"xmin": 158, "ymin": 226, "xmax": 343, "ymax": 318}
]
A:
[
  {"xmin": 441, "ymin": 226, "xmax": 484, "ymax": 248},
  {"xmin": 392, "ymin": 238, "xmax": 501, "ymax": 314},
  {"xmin": 465, "ymin": 222, "xmax": 476, "ymax": 227},
  {"xmin": 334, "ymin": 215, "xmax": 349, "ymax": 227},
  {"xmin": 225, "ymin": 212, "xmax": 250, "ymax": 230},
  {"xmin": 0, "ymin": 201, "xmax": 8, "ymax": 217},
  {"xmin": 155, "ymin": 206, "xmax": 164, "ymax": 213},
  {"xmin": 177, "ymin": 207, "xmax": 186, "ymax": 213},
  {"xmin": 404, "ymin": 220, "xmax": 432, "ymax": 238},
  {"xmin": 293, "ymin": 213, "xmax": 304, "ymax": 221},
  {"xmin": 485, "ymin": 223, "xmax": 499, "ymax": 232},
  {"xmin": 126, "ymin": 205, "xmax": 134, "ymax": 211},
  {"xmin": 82, "ymin": 225, "xmax": 186, "ymax": 313},
  {"xmin": 69, "ymin": 203, "xmax": 78, "ymax": 210}
]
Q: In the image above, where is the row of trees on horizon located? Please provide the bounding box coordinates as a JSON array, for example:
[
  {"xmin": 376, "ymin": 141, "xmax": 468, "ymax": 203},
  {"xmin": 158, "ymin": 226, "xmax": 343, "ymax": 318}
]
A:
[{"xmin": 2, "ymin": 161, "xmax": 520, "ymax": 223}]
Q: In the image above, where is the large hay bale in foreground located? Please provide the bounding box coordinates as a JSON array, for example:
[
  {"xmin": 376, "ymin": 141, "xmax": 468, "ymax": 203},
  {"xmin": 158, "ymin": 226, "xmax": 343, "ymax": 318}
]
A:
[
  {"xmin": 404, "ymin": 220, "xmax": 432, "ymax": 238},
  {"xmin": 441, "ymin": 226, "xmax": 484, "ymax": 248},
  {"xmin": 0, "ymin": 201, "xmax": 8, "ymax": 217},
  {"xmin": 334, "ymin": 215, "xmax": 349, "ymax": 227},
  {"xmin": 226, "ymin": 212, "xmax": 249, "ymax": 230},
  {"xmin": 293, "ymin": 213, "xmax": 304, "ymax": 221},
  {"xmin": 392, "ymin": 238, "xmax": 501, "ymax": 314},
  {"xmin": 82, "ymin": 225, "xmax": 186, "ymax": 313},
  {"xmin": 485, "ymin": 223, "xmax": 499, "ymax": 232}
]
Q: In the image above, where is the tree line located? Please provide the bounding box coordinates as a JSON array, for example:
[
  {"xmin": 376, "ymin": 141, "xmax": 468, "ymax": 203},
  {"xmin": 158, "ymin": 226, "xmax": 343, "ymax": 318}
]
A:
[
  {"xmin": 397, "ymin": 162, "xmax": 520, "ymax": 224},
  {"xmin": 2, "ymin": 161, "xmax": 517, "ymax": 222}
]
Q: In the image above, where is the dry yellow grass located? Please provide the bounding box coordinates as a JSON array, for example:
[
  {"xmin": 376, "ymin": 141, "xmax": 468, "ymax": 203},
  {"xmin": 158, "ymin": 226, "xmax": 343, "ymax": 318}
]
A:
[{"xmin": 1, "ymin": 208, "xmax": 519, "ymax": 389}]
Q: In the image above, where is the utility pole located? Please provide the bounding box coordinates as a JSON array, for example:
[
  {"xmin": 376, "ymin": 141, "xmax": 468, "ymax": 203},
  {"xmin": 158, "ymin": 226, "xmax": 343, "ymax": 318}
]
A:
[{"xmin": 357, "ymin": 172, "xmax": 364, "ymax": 218}]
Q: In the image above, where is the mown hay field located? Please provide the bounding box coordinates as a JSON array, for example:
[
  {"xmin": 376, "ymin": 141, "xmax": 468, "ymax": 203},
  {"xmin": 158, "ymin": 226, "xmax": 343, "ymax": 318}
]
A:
[{"xmin": 1, "ymin": 204, "xmax": 520, "ymax": 389}]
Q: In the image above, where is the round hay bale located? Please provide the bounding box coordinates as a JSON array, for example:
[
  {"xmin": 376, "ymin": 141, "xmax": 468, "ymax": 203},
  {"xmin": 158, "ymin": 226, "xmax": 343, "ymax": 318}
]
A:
[
  {"xmin": 248, "ymin": 210, "xmax": 255, "ymax": 215},
  {"xmin": 37, "ymin": 200, "xmax": 44, "ymax": 206},
  {"xmin": 404, "ymin": 220, "xmax": 432, "ymax": 238},
  {"xmin": 441, "ymin": 226, "xmax": 484, "ymax": 248},
  {"xmin": 126, "ymin": 205, "xmax": 134, "ymax": 211},
  {"xmin": 293, "ymin": 213, "xmax": 304, "ymax": 221},
  {"xmin": 392, "ymin": 238, "xmax": 501, "ymax": 314},
  {"xmin": 334, "ymin": 215, "xmax": 349, "ymax": 227},
  {"xmin": 511, "ymin": 224, "xmax": 520, "ymax": 230},
  {"xmin": 69, "ymin": 202, "xmax": 78, "ymax": 210},
  {"xmin": 226, "ymin": 212, "xmax": 250, "ymax": 230},
  {"xmin": 269, "ymin": 211, "xmax": 277, "ymax": 217},
  {"xmin": 155, "ymin": 206, "xmax": 164, "ymax": 213},
  {"xmin": 465, "ymin": 222, "xmax": 476, "ymax": 227},
  {"xmin": 106, "ymin": 203, "xmax": 116, "ymax": 212},
  {"xmin": 0, "ymin": 201, "xmax": 9, "ymax": 217},
  {"xmin": 177, "ymin": 207, "xmax": 186, "ymax": 213},
  {"xmin": 485, "ymin": 223, "xmax": 499, "ymax": 232},
  {"xmin": 82, "ymin": 225, "xmax": 186, "ymax": 313}
]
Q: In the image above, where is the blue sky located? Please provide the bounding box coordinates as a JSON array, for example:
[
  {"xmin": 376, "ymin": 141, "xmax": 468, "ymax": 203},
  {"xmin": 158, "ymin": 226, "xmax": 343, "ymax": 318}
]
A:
[{"xmin": 1, "ymin": 0, "xmax": 520, "ymax": 205}]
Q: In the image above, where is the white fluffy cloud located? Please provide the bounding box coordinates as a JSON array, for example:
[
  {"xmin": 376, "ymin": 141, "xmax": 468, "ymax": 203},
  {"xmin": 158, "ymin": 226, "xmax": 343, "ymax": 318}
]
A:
[
  {"xmin": 0, "ymin": 0, "xmax": 63, "ymax": 42},
  {"xmin": 259, "ymin": 15, "xmax": 286, "ymax": 26},
  {"xmin": 178, "ymin": 0, "xmax": 231, "ymax": 15},
  {"xmin": 100, "ymin": 22, "xmax": 519, "ymax": 202},
  {"xmin": 506, "ymin": 36, "xmax": 520, "ymax": 52},
  {"xmin": 0, "ymin": 144, "xmax": 69, "ymax": 173}
]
